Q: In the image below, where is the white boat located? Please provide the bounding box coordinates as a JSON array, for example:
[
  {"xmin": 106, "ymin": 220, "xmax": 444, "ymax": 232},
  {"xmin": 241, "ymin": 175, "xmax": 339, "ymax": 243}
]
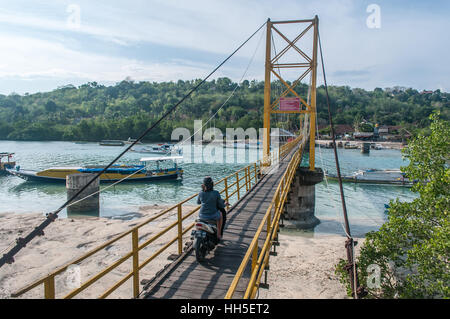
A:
[
  {"xmin": 124, "ymin": 137, "xmax": 143, "ymax": 144},
  {"xmin": 374, "ymin": 144, "xmax": 383, "ymax": 150},
  {"xmin": 325, "ymin": 169, "xmax": 413, "ymax": 186},
  {"xmin": 343, "ymin": 142, "xmax": 358, "ymax": 149},
  {"xmin": 131, "ymin": 144, "xmax": 182, "ymax": 155}
]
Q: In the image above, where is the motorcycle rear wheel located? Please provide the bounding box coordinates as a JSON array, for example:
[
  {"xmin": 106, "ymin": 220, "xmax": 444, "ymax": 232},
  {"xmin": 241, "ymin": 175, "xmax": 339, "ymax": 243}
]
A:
[{"xmin": 193, "ymin": 237, "xmax": 206, "ymax": 262}]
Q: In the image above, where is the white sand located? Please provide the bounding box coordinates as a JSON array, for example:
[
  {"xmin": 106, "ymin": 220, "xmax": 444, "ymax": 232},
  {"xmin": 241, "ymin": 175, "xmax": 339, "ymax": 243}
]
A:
[
  {"xmin": 1, "ymin": 208, "xmax": 360, "ymax": 299},
  {"xmin": 258, "ymin": 232, "xmax": 364, "ymax": 299},
  {"xmin": 0, "ymin": 205, "xmax": 198, "ymax": 299}
]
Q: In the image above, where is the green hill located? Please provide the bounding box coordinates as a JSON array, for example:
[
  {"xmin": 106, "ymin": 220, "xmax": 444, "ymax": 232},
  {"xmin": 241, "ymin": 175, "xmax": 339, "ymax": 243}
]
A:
[{"xmin": 0, "ymin": 78, "xmax": 448, "ymax": 142}]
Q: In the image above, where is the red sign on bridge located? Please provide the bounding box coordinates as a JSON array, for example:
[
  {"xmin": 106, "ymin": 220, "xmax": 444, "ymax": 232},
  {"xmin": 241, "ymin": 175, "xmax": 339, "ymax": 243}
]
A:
[{"xmin": 279, "ymin": 97, "xmax": 300, "ymax": 111}]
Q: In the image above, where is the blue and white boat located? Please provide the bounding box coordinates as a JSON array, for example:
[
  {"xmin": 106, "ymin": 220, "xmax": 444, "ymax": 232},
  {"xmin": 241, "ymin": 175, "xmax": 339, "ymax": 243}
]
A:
[{"xmin": 6, "ymin": 156, "xmax": 183, "ymax": 183}]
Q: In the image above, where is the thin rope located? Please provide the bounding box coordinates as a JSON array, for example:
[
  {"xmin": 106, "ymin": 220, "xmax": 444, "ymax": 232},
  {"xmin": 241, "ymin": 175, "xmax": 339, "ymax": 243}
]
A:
[
  {"xmin": 63, "ymin": 26, "xmax": 266, "ymax": 209},
  {"xmin": 318, "ymin": 27, "xmax": 360, "ymax": 299},
  {"xmin": 316, "ymin": 122, "xmax": 351, "ymax": 238},
  {"xmin": 160, "ymin": 25, "xmax": 266, "ymax": 155}
]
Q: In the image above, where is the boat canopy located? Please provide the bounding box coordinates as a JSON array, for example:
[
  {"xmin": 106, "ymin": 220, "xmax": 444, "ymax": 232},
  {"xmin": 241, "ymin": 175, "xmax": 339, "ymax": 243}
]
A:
[
  {"xmin": 0, "ymin": 152, "xmax": 14, "ymax": 157},
  {"xmin": 79, "ymin": 166, "xmax": 145, "ymax": 173},
  {"xmin": 140, "ymin": 156, "xmax": 183, "ymax": 162}
]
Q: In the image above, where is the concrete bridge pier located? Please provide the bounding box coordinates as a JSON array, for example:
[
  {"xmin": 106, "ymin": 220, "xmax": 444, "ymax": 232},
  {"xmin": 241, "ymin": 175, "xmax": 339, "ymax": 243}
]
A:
[
  {"xmin": 283, "ymin": 167, "xmax": 324, "ymax": 229},
  {"xmin": 66, "ymin": 173, "xmax": 100, "ymax": 217}
]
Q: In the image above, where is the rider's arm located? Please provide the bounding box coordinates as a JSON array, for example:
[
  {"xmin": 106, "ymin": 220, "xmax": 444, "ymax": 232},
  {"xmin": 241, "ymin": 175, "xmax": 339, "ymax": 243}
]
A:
[
  {"xmin": 197, "ymin": 191, "xmax": 204, "ymax": 205},
  {"xmin": 216, "ymin": 191, "xmax": 225, "ymax": 209}
]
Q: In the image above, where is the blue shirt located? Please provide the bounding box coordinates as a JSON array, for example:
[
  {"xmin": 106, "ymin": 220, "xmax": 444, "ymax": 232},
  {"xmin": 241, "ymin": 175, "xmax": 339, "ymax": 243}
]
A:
[{"xmin": 197, "ymin": 190, "xmax": 225, "ymax": 221}]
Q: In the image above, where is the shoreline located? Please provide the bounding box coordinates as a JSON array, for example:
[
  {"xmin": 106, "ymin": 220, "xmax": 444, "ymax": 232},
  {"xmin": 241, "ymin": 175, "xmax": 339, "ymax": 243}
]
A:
[{"xmin": 315, "ymin": 139, "xmax": 405, "ymax": 150}]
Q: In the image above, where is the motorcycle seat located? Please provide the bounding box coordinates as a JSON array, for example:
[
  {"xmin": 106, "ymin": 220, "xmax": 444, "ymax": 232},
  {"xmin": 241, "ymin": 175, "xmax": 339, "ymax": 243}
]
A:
[{"xmin": 196, "ymin": 218, "xmax": 217, "ymax": 225}]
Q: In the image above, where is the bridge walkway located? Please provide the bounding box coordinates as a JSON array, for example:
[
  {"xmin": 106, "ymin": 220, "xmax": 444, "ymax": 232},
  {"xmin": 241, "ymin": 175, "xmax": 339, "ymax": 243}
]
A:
[{"xmin": 141, "ymin": 146, "xmax": 300, "ymax": 299}]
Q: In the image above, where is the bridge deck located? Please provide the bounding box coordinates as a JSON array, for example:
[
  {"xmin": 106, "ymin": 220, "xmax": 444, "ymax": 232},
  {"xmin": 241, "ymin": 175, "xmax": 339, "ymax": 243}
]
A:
[{"xmin": 141, "ymin": 148, "xmax": 298, "ymax": 299}]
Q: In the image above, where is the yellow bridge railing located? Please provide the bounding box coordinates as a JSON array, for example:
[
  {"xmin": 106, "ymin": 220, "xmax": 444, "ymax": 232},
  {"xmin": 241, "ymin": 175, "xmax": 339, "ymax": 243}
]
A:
[
  {"xmin": 225, "ymin": 137, "xmax": 305, "ymax": 298},
  {"xmin": 12, "ymin": 136, "xmax": 301, "ymax": 299},
  {"xmin": 12, "ymin": 160, "xmax": 264, "ymax": 299}
]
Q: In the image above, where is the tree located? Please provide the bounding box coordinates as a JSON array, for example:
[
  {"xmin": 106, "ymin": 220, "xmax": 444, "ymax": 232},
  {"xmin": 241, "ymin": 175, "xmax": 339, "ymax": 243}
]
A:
[
  {"xmin": 0, "ymin": 79, "xmax": 448, "ymax": 141},
  {"xmin": 45, "ymin": 100, "xmax": 57, "ymax": 112},
  {"xmin": 336, "ymin": 113, "xmax": 449, "ymax": 298}
]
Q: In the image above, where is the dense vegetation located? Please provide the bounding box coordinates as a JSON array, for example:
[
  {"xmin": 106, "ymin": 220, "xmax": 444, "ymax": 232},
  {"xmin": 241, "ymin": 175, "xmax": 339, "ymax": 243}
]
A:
[
  {"xmin": 0, "ymin": 78, "xmax": 448, "ymax": 141},
  {"xmin": 336, "ymin": 113, "xmax": 449, "ymax": 298}
]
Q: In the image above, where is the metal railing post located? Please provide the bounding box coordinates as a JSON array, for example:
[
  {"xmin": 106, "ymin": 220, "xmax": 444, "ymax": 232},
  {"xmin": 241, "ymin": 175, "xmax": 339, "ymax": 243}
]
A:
[
  {"xmin": 132, "ymin": 229, "xmax": 139, "ymax": 298},
  {"xmin": 245, "ymin": 167, "xmax": 249, "ymax": 192},
  {"xmin": 224, "ymin": 177, "xmax": 229, "ymax": 204},
  {"xmin": 44, "ymin": 276, "xmax": 55, "ymax": 299},
  {"xmin": 252, "ymin": 243, "xmax": 258, "ymax": 272},
  {"xmin": 177, "ymin": 204, "xmax": 183, "ymax": 255},
  {"xmin": 236, "ymin": 172, "xmax": 240, "ymax": 200},
  {"xmin": 275, "ymin": 191, "xmax": 280, "ymax": 215}
]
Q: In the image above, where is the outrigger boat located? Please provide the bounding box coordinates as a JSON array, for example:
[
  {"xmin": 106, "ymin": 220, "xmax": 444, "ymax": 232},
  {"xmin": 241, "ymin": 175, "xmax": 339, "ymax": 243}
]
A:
[
  {"xmin": 6, "ymin": 156, "xmax": 183, "ymax": 183},
  {"xmin": 325, "ymin": 169, "xmax": 413, "ymax": 186},
  {"xmin": 343, "ymin": 142, "xmax": 359, "ymax": 149},
  {"xmin": 0, "ymin": 152, "xmax": 16, "ymax": 175},
  {"xmin": 131, "ymin": 143, "xmax": 182, "ymax": 155},
  {"xmin": 99, "ymin": 140, "xmax": 125, "ymax": 146}
]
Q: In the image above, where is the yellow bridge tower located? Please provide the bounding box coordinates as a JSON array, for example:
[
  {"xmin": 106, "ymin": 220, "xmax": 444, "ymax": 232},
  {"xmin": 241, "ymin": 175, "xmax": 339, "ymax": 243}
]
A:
[{"xmin": 263, "ymin": 16, "xmax": 319, "ymax": 171}]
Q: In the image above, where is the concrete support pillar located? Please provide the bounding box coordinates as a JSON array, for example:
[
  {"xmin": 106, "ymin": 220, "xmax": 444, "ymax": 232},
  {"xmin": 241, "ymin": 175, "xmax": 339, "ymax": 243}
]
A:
[
  {"xmin": 283, "ymin": 167, "xmax": 324, "ymax": 229},
  {"xmin": 66, "ymin": 173, "xmax": 100, "ymax": 217},
  {"xmin": 361, "ymin": 142, "xmax": 370, "ymax": 154}
]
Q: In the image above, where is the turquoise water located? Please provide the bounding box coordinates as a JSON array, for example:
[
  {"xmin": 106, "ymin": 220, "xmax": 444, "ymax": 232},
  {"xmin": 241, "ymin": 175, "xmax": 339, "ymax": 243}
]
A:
[
  {"xmin": 313, "ymin": 147, "xmax": 416, "ymax": 237},
  {"xmin": 0, "ymin": 141, "xmax": 417, "ymax": 236}
]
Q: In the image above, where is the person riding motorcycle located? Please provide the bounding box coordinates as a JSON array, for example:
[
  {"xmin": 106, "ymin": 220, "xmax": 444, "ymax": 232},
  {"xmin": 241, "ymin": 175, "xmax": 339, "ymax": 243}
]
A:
[{"xmin": 197, "ymin": 176, "xmax": 227, "ymax": 240}]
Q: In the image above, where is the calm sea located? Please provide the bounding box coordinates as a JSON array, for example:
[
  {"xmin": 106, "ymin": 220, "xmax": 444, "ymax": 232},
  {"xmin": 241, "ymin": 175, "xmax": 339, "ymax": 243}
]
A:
[{"xmin": 0, "ymin": 141, "xmax": 416, "ymax": 236}]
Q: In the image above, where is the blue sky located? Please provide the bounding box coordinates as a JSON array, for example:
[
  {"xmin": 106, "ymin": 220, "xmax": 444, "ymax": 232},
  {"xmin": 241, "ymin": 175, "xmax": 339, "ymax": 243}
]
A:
[{"xmin": 0, "ymin": 0, "xmax": 448, "ymax": 94}]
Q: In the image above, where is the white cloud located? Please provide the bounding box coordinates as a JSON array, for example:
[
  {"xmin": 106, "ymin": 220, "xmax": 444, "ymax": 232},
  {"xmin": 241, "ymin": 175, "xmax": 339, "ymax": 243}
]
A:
[
  {"xmin": 0, "ymin": 0, "xmax": 448, "ymax": 93},
  {"xmin": 0, "ymin": 33, "xmax": 214, "ymax": 86}
]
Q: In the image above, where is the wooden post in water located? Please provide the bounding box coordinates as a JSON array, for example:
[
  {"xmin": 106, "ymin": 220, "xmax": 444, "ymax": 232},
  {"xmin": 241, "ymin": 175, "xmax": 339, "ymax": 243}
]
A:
[{"xmin": 66, "ymin": 173, "xmax": 100, "ymax": 217}]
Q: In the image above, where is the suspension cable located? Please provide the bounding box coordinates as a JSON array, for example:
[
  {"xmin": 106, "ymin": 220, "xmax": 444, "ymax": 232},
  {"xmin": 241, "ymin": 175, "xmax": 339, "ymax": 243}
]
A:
[
  {"xmin": 0, "ymin": 20, "xmax": 268, "ymax": 269},
  {"xmin": 317, "ymin": 29, "xmax": 366, "ymax": 299},
  {"xmin": 160, "ymin": 26, "xmax": 266, "ymax": 155}
]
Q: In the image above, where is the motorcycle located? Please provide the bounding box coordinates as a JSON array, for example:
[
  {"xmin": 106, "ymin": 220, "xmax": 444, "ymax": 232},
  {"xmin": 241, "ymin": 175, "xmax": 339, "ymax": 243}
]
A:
[
  {"xmin": 191, "ymin": 206, "xmax": 227, "ymax": 262},
  {"xmin": 191, "ymin": 219, "xmax": 220, "ymax": 262}
]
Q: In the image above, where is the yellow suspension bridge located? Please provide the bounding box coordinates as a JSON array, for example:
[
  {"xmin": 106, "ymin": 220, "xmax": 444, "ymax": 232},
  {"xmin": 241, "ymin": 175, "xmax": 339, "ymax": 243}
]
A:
[{"xmin": 10, "ymin": 16, "xmax": 359, "ymax": 299}]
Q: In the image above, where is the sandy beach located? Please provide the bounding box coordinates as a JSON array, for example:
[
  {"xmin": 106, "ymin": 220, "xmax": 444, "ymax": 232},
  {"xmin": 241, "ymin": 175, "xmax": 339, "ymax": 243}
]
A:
[
  {"xmin": 1, "ymin": 208, "xmax": 355, "ymax": 299},
  {"xmin": 0, "ymin": 205, "xmax": 198, "ymax": 299},
  {"xmin": 258, "ymin": 232, "xmax": 362, "ymax": 299}
]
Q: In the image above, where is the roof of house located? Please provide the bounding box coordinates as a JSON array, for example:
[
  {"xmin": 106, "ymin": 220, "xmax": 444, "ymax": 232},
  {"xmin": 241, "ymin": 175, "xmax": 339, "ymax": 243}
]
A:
[
  {"xmin": 318, "ymin": 124, "xmax": 354, "ymax": 134},
  {"xmin": 335, "ymin": 124, "xmax": 354, "ymax": 134}
]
